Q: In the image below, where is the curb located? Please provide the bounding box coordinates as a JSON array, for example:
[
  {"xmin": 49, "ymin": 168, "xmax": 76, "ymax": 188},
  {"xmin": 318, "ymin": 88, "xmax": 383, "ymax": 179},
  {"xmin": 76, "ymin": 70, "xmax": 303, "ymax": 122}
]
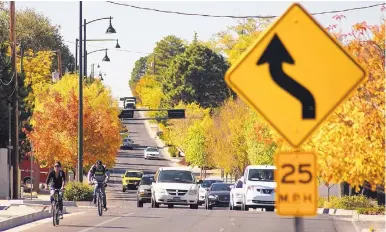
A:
[
  {"xmin": 0, "ymin": 208, "xmax": 67, "ymax": 231},
  {"xmin": 10, "ymin": 200, "xmax": 77, "ymax": 207},
  {"xmin": 317, "ymin": 208, "xmax": 356, "ymax": 216}
]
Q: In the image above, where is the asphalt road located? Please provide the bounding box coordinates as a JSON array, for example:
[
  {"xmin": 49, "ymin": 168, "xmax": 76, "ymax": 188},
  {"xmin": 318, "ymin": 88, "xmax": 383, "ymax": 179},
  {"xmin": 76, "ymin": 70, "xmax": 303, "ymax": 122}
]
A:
[{"xmin": 18, "ymin": 112, "xmax": 357, "ymax": 232}]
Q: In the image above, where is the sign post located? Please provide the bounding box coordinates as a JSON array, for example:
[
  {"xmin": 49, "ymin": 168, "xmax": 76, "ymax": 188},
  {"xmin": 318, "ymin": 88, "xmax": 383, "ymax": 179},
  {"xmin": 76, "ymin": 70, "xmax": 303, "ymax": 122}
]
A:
[{"xmin": 223, "ymin": 3, "xmax": 366, "ymax": 232}]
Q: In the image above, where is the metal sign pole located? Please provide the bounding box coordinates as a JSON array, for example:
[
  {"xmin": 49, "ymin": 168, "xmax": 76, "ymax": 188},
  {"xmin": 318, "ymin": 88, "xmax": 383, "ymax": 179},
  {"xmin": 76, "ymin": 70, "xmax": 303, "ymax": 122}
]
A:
[{"xmin": 295, "ymin": 217, "xmax": 304, "ymax": 232}]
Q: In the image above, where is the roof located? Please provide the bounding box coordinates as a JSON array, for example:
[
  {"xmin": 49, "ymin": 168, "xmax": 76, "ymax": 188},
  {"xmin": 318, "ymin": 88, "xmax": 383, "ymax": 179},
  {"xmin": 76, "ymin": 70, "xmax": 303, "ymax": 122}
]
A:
[
  {"xmin": 125, "ymin": 170, "xmax": 143, "ymax": 173},
  {"xmin": 245, "ymin": 165, "xmax": 276, "ymax": 170},
  {"xmin": 142, "ymin": 174, "xmax": 154, "ymax": 177},
  {"xmin": 158, "ymin": 166, "xmax": 192, "ymax": 171},
  {"xmin": 203, "ymin": 177, "xmax": 223, "ymax": 181}
]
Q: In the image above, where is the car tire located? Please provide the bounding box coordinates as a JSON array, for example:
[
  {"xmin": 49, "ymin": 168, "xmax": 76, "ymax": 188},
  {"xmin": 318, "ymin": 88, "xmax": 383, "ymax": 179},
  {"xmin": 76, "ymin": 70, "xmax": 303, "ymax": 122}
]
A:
[
  {"xmin": 137, "ymin": 200, "xmax": 143, "ymax": 208},
  {"xmin": 265, "ymin": 206, "xmax": 275, "ymax": 212},
  {"xmin": 168, "ymin": 204, "xmax": 174, "ymax": 208},
  {"xmin": 151, "ymin": 197, "xmax": 159, "ymax": 208},
  {"xmin": 190, "ymin": 204, "xmax": 198, "ymax": 209},
  {"xmin": 229, "ymin": 201, "xmax": 233, "ymax": 210}
]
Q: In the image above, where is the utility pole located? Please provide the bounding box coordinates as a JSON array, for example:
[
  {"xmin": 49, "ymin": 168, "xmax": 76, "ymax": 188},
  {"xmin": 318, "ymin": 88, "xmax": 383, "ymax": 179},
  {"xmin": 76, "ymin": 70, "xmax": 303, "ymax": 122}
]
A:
[
  {"xmin": 75, "ymin": 39, "xmax": 78, "ymax": 72},
  {"xmin": 10, "ymin": 1, "xmax": 20, "ymax": 199},
  {"xmin": 84, "ymin": 19, "xmax": 87, "ymax": 81},
  {"xmin": 153, "ymin": 55, "xmax": 156, "ymax": 75},
  {"xmin": 91, "ymin": 63, "xmax": 95, "ymax": 81},
  {"xmin": 8, "ymin": 101, "xmax": 12, "ymax": 200},
  {"xmin": 77, "ymin": 1, "xmax": 83, "ymax": 183},
  {"xmin": 57, "ymin": 50, "xmax": 62, "ymax": 78}
]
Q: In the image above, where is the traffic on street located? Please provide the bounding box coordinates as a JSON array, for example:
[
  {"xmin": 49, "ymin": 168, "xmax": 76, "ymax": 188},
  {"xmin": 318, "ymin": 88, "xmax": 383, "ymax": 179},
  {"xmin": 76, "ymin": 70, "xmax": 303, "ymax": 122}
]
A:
[
  {"xmin": 12, "ymin": 112, "xmax": 362, "ymax": 232},
  {"xmin": 0, "ymin": 1, "xmax": 384, "ymax": 232}
]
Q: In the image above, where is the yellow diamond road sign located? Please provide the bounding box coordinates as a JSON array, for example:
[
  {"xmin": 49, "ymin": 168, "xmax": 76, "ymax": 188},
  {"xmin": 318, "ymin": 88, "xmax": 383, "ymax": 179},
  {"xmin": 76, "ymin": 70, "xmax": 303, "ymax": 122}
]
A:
[{"xmin": 224, "ymin": 3, "xmax": 366, "ymax": 148}]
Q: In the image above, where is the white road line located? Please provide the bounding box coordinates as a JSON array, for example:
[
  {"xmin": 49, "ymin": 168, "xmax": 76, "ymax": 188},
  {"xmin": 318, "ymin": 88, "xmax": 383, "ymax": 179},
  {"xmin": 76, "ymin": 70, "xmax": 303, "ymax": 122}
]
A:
[
  {"xmin": 77, "ymin": 212, "xmax": 134, "ymax": 232},
  {"xmin": 5, "ymin": 212, "xmax": 86, "ymax": 232}
]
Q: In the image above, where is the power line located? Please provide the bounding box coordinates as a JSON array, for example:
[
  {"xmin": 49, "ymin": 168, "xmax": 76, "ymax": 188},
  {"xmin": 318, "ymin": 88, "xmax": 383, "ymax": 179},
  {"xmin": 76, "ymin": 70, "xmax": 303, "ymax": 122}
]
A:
[{"xmin": 106, "ymin": 1, "xmax": 385, "ymax": 19}]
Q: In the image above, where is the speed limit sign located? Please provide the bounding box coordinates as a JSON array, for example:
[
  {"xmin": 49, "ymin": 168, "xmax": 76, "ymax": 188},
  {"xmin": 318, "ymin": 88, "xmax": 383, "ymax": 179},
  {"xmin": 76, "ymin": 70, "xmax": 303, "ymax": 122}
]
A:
[{"xmin": 274, "ymin": 152, "xmax": 317, "ymax": 216}]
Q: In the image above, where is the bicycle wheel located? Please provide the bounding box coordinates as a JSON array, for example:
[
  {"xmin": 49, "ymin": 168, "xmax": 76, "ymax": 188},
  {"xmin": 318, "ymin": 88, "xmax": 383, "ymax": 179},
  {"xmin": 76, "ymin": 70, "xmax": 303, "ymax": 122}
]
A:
[
  {"xmin": 52, "ymin": 203, "xmax": 56, "ymax": 226},
  {"xmin": 98, "ymin": 191, "xmax": 103, "ymax": 216},
  {"xmin": 55, "ymin": 202, "xmax": 60, "ymax": 225}
]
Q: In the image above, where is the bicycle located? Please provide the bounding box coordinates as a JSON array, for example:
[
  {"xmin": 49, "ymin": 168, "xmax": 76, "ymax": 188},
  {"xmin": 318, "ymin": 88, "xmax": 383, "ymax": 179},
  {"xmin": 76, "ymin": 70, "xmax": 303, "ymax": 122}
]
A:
[
  {"xmin": 91, "ymin": 180, "xmax": 106, "ymax": 216},
  {"xmin": 51, "ymin": 189, "xmax": 63, "ymax": 226}
]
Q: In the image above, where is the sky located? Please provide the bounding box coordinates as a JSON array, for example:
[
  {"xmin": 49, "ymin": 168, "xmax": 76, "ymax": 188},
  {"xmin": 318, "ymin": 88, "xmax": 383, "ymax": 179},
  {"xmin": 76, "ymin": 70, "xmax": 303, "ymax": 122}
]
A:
[{"xmin": 14, "ymin": 1, "xmax": 385, "ymax": 100}]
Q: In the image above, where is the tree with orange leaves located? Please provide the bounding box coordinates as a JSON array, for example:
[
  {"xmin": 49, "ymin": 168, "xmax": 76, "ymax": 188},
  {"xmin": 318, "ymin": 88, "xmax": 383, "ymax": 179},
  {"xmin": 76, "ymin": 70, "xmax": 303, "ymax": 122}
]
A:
[{"xmin": 27, "ymin": 74, "xmax": 121, "ymax": 176}]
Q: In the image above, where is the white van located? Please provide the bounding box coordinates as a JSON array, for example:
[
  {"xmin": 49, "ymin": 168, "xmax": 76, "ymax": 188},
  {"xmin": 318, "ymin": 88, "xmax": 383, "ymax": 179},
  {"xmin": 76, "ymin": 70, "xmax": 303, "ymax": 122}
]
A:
[
  {"xmin": 151, "ymin": 167, "xmax": 199, "ymax": 209},
  {"xmin": 241, "ymin": 165, "xmax": 276, "ymax": 211}
]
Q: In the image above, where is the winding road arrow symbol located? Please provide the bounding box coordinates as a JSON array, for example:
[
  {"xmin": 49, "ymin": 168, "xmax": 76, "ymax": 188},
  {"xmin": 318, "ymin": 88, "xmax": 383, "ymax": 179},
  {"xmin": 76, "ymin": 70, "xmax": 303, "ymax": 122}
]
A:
[{"xmin": 257, "ymin": 34, "xmax": 316, "ymax": 119}]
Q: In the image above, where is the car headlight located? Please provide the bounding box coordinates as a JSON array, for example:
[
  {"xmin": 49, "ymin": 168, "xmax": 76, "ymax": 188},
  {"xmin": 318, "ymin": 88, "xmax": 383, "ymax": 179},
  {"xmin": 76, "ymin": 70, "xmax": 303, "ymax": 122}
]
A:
[
  {"xmin": 156, "ymin": 188, "xmax": 165, "ymax": 194},
  {"xmin": 208, "ymin": 195, "xmax": 218, "ymax": 199},
  {"xmin": 188, "ymin": 189, "xmax": 197, "ymax": 195},
  {"xmin": 235, "ymin": 193, "xmax": 242, "ymax": 197}
]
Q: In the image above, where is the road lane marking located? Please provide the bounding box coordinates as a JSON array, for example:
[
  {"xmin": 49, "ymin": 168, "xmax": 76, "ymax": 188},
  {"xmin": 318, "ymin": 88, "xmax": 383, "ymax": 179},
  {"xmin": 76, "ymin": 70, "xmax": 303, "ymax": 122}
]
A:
[
  {"xmin": 77, "ymin": 212, "xmax": 134, "ymax": 232},
  {"xmin": 5, "ymin": 212, "xmax": 86, "ymax": 232}
]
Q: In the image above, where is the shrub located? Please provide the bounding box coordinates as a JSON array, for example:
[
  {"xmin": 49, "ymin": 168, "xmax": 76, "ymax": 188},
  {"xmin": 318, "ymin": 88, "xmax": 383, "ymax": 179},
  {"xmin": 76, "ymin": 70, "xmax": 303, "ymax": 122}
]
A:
[
  {"xmin": 318, "ymin": 197, "xmax": 326, "ymax": 208},
  {"xmin": 63, "ymin": 181, "xmax": 93, "ymax": 201},
  {"xmin": 168, "ymin": 146, "xmax": 178, "ymax": 157},
  {"xmin": 357, "ymin": 206, "xmax": 385, "ymax": 215},
  {"xmin": 323, "ymin": 195, "xmax": 374, "ymax": 210}
]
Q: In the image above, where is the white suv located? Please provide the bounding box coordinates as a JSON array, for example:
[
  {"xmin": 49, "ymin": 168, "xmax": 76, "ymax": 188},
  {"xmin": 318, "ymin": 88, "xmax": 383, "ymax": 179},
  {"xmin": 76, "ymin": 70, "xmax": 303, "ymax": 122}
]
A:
[
  {"xmin": 241, "ymin": 165, "xmax": 276, "ymax": 211},
  {"xmin": 151, "ymin": 167, "xmax": 199, "ymax": 209}
]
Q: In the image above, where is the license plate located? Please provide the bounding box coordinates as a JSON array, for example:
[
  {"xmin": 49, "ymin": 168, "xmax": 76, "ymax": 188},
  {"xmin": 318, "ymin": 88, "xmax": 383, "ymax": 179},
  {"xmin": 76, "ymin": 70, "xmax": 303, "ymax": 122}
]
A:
[{"xmin": 173, "ymin": 197, "xmax": 181, "ymax": 200}]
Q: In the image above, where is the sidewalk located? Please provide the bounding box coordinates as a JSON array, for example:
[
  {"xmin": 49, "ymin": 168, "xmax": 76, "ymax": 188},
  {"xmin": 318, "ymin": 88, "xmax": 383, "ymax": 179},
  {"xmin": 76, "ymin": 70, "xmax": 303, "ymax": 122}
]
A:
[{"xmin": 0, "ymin": 204, "xmax": 67, "ymax": 231}]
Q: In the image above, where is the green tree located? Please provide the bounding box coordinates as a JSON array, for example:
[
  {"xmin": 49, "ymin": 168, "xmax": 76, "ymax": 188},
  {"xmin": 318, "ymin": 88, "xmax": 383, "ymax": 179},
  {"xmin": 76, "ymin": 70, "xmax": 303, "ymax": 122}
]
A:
[
  {"xmin": 129, "ymin": 55, "xmax": 148, "ymax": 87},
  {"xmin": 146, "ymin": 35, "xmax": 186, "ymax": 78},
  {"xmin": 0, "ymin": 7, "xmax": 74, "ymax": 72},
  {"xmin": 163, "ymin": 35, "xmax": 232, "ymax": 108}
]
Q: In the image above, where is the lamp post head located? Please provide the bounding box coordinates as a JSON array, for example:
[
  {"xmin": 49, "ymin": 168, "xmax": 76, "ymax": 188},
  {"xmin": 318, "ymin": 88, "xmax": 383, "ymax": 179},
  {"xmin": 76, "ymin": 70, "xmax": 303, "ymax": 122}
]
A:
[
  {"xmin": 115, "ymin": 39, "xmax": 120, "ymax": 48},
  {"xmin": 106, "ymin": 16, "xmax": 116, "ymax": 34},
  {"xmin": 102, "ymin": 49, "xmax": 110, "ymax": 62}
]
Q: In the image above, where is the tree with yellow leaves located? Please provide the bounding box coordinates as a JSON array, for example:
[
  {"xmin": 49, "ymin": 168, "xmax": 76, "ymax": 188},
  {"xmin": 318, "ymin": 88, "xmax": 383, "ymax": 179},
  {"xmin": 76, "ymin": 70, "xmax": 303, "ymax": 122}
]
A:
[
  {"xmin": 303, "ymin": 18, "xmax": 385, "ymax": 190},
  {"xmin": 27, "ymin": 74, "xmax": 121, "ymax": 176}
]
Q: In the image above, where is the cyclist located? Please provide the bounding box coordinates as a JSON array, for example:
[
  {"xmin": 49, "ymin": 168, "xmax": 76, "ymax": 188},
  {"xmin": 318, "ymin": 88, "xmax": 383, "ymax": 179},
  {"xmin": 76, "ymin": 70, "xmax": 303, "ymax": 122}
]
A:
[
  {"xmin": 87, "ymin": 160, "xmax": 110, "ymax": 211},
  {"xmin": 46, "ymin": 161, "xmax": 65, "ymax": 219}
]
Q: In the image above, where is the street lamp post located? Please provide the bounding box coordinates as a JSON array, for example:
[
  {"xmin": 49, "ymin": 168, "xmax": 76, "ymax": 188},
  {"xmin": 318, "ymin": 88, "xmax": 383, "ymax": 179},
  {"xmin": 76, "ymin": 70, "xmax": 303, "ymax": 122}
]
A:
[
  {"xmin": 77, "ymin": 8, "xmax": 116, "ymax": 181},
  {"xmin": 86, "ymin": 48, "xmax": 110, "ymax": 82},
  {"xmin": 83, "ymin": 16, "xmax": 116, "ymax": 84},
  {"xmin": 78, "ymin": 1, "xmax": 83, "ymax": 182}
]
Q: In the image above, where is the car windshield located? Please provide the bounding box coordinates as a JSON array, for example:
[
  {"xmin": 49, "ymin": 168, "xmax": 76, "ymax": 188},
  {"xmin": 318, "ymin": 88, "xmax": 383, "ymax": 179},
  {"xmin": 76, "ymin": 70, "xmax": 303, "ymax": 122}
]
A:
[
  {"xmin": 147, "ymin": 147, "xmax": 158, "ymax": 152},
  {"xmin": 140, "ymin": 176, "xmax": 154, "ymax": 185},
  {"xmin": 211, "ymin": 183, "xmax": 232, "ymax": 192},
  {"xmin": 158, "ymin": 170, "xmax": 194, "ymax": 184},
  {"xmin": 201, "ymin": 180, "xmax": 223, "ymax": 188},
  {"xmin": 125, "ymin": 172, "xmax": 143, "ymax": 178},
  {"xmin": 248, "ymin": 169, "xmax": 274, "ymax": 182}
]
